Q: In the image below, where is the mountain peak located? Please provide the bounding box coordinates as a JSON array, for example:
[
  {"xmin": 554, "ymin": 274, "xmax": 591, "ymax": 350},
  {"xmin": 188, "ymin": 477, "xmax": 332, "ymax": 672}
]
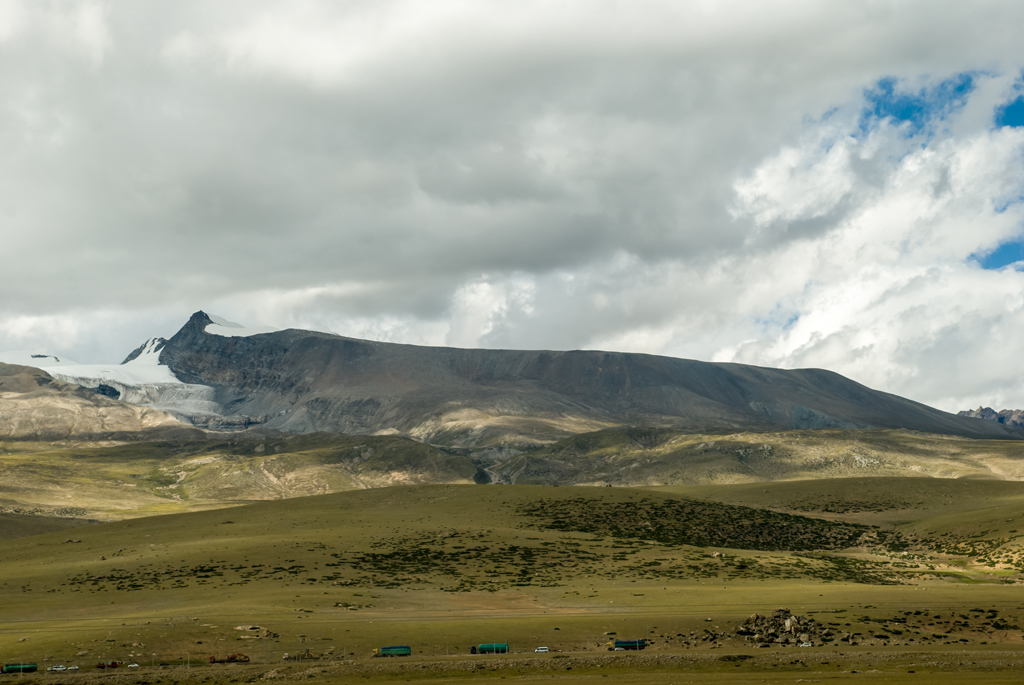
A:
[
  {"xmin": 121, "ymin": 337, "xmax": 167, "ymax": 365},
  {"xmin": 185, "ymin": 310, "xmax": 215, "ymax": 331}
]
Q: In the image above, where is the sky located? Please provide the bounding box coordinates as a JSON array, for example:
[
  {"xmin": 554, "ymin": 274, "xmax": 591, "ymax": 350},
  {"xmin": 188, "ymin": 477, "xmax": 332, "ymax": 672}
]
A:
[{"xmin": 4, "ymin": 1, "xmax": 1024, "ymax": 413}]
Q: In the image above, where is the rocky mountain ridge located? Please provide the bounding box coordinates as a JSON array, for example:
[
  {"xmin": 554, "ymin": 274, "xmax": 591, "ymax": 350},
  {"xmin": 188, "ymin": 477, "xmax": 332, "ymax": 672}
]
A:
[
  {"xmin": 148, "ymin": 311, "xmax": 1020, "ymax": 447},
  {"xmin": 958, "ymin": 406, "xmax": 1024, "ymax": 430}
]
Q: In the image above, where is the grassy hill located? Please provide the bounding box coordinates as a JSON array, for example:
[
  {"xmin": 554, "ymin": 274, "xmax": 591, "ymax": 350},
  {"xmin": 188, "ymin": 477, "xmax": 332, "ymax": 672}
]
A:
[
  {"xmin": 496, "ymin": 426, "xmax": 1024, "ymax": 485},
  {"xmin": 2, "ymin": 481, "xmax": 1024, "ymax": 682},
  {"xmin": 0, "ymin": 433, "xmax": 479, "ymax": 519},
  {"xmin": 3, "ymin": 425, "xmax": 1024, "ymax": 523}
]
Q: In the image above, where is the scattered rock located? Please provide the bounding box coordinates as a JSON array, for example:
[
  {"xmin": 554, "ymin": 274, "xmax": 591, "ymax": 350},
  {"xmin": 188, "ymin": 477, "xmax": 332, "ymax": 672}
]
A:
[{"xmin": 736, "ymin": 608, "xmax": 824, "ymax": 646}]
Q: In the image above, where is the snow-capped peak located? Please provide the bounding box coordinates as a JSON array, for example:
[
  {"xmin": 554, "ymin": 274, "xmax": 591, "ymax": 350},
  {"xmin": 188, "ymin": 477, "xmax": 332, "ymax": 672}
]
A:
[{"xmin": 121, "ymin": 337, "xmax": 167, "ymax": 366}]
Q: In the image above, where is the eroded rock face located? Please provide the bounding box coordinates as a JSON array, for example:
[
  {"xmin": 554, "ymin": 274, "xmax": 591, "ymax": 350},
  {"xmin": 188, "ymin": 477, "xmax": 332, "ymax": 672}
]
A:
[
  {"xmin": 0, "ymin": 363, "xmax": 193, "ymax": 440},
  {"xmin": 95, "ymin": 384, "xmax": 120, "ymax": 399},
  {"xmin": 153, "ymin": 310, "xmax": 1024, "ymax": 447}
]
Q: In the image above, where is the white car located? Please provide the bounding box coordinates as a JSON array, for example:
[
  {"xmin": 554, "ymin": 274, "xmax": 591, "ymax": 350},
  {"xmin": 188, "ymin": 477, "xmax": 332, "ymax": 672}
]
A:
[
  {"xmin": 67, "ymin": 666, "xmax": 79, "ymax": 671},
  {"xmin": 127, "ymin": 663, "xmax": 140, "ymax": 668},
  {"xmin": 534, "ymin": 647, "xmax": 549, "ymax": 653},
  {"xmin": 47, "ymin": 665, "xmax": 67, "ymax": 672}
]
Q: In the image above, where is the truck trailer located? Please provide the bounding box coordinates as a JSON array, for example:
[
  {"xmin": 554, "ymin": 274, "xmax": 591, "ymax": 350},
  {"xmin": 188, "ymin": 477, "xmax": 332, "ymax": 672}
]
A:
[
  {"xmin": 372, "ymin": 645, "xmax": 411, "ymax": 657},
  {"xmin": 2, "ymin": 664, "xmax": 37, "ymax": 674},
  {"xmin": 475, "ymin": 643, "xmax": 509, "ymax": 654}
]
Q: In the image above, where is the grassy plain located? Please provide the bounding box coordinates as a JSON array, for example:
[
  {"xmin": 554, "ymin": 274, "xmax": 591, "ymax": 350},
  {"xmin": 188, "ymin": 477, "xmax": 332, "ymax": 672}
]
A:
[{"xmin": 2, "ymin": 481, "xmax": 1024, "ymax": 682}]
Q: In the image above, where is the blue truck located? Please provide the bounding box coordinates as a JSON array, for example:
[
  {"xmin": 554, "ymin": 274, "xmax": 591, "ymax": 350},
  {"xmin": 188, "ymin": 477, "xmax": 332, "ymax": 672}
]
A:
[
  {"xmin": 372, "ymin": 645, "xmax": 411, "ymax": 657},
  {"xmin": 607, "ymin": 639, "xmax": 647, "ymax": 651}
]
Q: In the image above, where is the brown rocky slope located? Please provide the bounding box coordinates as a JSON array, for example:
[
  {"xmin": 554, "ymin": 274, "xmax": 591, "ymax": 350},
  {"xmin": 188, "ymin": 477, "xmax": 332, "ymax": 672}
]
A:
[{"xmin": 0, "ymin": 363, "xmax": 194, "ymax": 440}]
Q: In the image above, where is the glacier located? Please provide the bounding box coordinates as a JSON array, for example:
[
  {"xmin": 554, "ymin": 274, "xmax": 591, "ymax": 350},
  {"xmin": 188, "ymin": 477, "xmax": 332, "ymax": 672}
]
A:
[{"xmin": 0, "ymin": 338, "xmax": 223, "ymax": 421}]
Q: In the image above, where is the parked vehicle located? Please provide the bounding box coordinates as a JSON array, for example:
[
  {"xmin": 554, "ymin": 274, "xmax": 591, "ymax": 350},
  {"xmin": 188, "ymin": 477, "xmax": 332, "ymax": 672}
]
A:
[
  {"xmin": 372, "ymin": 645, "xmax": 411, "ymax": 657},
  {"xmin": 476, "ymin": 643, "xmax": 509, "ymax": 654},
  {"xmin": 2, "ymin": 664, "xmax": 37, "ymax": 674},
  {"xmin": 96, "ymin": 661, "xmax": 119, "ymax": 669},
  {"xmin": 534, "ymin": 647, "xmax": 549, "ymax": 653},
  {"xmin": 127, "ymin": 663, "xmax": 140, "ymax": 668},
  {"xmin": 607, "ymin": 639, "xmax": 647, "ymax": 651},
  {"xmin": 67, "ymin": 666, "xmax": 79, "ymax": 671},
  {"xmin": 47, "ymin": 665, "xmax": 67, "ymax": 672}
]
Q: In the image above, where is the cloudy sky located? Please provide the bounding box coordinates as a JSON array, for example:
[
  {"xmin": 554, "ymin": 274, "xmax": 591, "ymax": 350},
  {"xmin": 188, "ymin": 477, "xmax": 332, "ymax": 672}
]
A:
[{"xmin": 4, "ymin": 1, "xmax": 1024, "ymax": 412}]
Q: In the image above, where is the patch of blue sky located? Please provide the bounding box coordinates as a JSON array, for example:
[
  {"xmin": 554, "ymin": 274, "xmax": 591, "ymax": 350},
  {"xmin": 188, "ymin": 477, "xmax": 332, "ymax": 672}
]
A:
[
  {"xmin": 993, "ymin": 70, "xmax": 1024, "ymax": 127},
  {"xmin": 971, "ymin": 239, "xmax": 1024, "ymax": 270},
  {"xmin": 995, "ymin": 97, "xmax": 1024, "ymax": 128},
  {"xmin": 858, "ymin": 72, "xmax": 975, "ymax": 138},
  {"xmin": 752, "ymin": 309, "xmax": 801, "ymax": 333},
  {"xmin": 994, "ymin": 194, "xmax": 1024, "ymax": 214}
]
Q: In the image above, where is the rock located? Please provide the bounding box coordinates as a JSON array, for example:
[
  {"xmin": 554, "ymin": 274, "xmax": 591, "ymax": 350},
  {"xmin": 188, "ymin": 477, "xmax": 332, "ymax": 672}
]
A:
[
  {"xmin": 95, "ymin": 384, "xmax": 120, "ymax": 399},
  {"xmin": 958, "ymin": 406, "xmax": 1024, "ymax": 430},
  {"xmin": 736, "ymin": 609, "xmax": 821, "ymax": 647}
]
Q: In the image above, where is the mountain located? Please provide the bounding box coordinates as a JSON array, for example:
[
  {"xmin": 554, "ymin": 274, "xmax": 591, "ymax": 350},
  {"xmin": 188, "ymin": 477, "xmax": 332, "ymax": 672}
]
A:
[
  {"xmin": 145, "ymin": 311, "xmax": 1019, "ymax": 447},
  {"xmin": 958, "ymin": 406, "xmax": 1024, "ymax": 431}
]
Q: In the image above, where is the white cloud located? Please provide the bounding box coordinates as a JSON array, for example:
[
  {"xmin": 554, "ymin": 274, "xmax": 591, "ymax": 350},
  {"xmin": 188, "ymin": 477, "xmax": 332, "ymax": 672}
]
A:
[
  {"xmin": 7, "ymin": 1, "xmax": 1024, "ymax": 414},
  {"xmin": 719, "ymin": 102, "xmax": 1024, "ymax": 411},
  {"xmin": 0, "ymin": 0, "xmax": 27, "ymax": 43},
  {"xmin": 446, "ymin": 274, "xmax": 536, "ymax": 348},
  {"xmin": 66, "ymin": 1, "xmax": 111, "ymax": 67},
  {"xmin": 1, "ymin": 1, "xmax": 114, "ymax": 66}
]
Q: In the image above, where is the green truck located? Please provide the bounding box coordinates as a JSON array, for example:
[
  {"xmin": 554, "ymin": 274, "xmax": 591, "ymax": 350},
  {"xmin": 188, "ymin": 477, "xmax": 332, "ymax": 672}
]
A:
[
  {"xmin": 2, "ymin": 664, "xmax": 37, "ymax": 674},
  {"xmin": 474, "ymin": 643, "xmax": 509, "ymax": 654},
  {"xmin": 372, "ymin": 645, "xmax": 411, "ymax": 657},
  {"xmin": 607, "ymin": 639, "xmax": 647, "ymax": 651}
]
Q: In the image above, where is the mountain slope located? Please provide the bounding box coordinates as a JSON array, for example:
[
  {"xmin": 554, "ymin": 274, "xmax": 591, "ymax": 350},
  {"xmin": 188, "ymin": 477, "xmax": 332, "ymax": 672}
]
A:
[
  {"xmin": 0, "ymin": 362, "xmax": 192, "ymax": 440},
  {"xmin": 490, "ymin": 426, "xmax": 1024, "ymax": 486},
  {"xmin": 0, "ymin": 431, "xmax": 480, "ymax": 519},
  {"xmin": 156, "ymin": 311, "xmax": 1019, "ymax": 446},
  {"xmin": 3, "ymin": 426, "xmax": 1023, "ymax": 521}
]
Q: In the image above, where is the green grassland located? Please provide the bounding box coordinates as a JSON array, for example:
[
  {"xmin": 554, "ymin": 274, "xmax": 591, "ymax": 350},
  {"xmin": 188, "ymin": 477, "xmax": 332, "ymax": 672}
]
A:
[{"xmin": 2, "ymin": 481, "xmax": 1024, "ymax": 682}]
